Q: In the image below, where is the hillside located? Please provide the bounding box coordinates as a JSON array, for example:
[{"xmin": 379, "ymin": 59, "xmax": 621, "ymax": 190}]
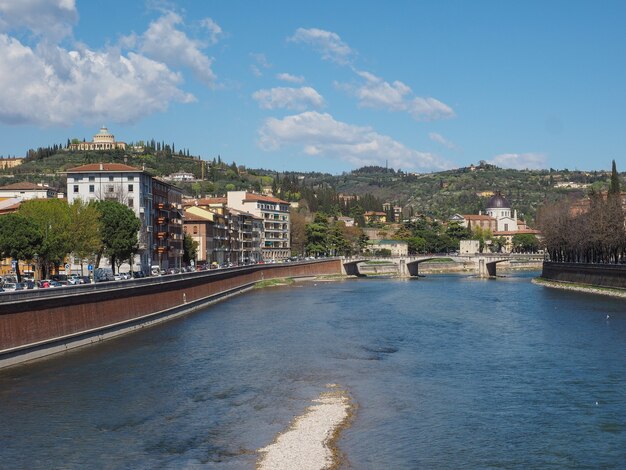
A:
[{"xmin": 0, "ymin": 148, "xmax": 617, "ymax": 225}]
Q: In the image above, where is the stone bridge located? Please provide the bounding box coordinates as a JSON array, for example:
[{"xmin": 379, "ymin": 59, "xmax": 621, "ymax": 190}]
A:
[{"xmin": 342, "ymin": 253, "xmax": 543, "ymax": 278}]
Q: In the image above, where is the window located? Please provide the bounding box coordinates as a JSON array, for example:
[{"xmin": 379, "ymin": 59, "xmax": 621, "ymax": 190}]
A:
[
  {"xmin": 128, "ymin": 176, "xmax": 135, "ymax": 181},
  {"xmin": 107, "ymin": 185, "xmax": 115, "ymax": 193},
  {"xmin": 128, "ymin": 184, "xmax": 134, "ymax": 192},
  {"xmin": 89, "ymin": 184, "xmax": 95, "ymax": 193},
  {"xmin": 504, "ymin": 223, "xmax": 509, "ymax": 231},
  {"xmin": 109, "ymin": 176, "xmax": 114, "ymax": 182},
  {"xmin": 128, "ymin": 198, "xmax": 134, "ymax": 208},
  {"xmin": 89, "ymin": 176, "xmax": 95, "ymax": 182},
  {"xmin": 73, "ymin": 185, "xmax": 79, "ymax": 193}
]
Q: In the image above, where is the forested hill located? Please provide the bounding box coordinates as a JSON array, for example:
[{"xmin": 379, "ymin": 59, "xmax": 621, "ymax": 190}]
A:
[{"xmin": 0, "ymin": 145, "xmax": 617, "ymax": 224}]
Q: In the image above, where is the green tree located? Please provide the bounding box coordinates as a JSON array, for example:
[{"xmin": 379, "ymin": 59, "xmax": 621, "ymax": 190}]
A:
[
  {"xmin": 68, "ymin": 200, "xmax": 102, "ymax": 275},
  {"xmin": 0, "ymin": 214, "xmax": 43, "ymax": 282},
  {"xmin": 19, "ymin": 199, "xmax": 72, "ymax": 279},
  {"xmin": 609, "ymin": 159, "xmax": 621, "ymax": 195},
  {"xmin": 95, "ymin": 200, "xmax": 141, "ymax": 274},
  {"xmin": 183, "ymin": 233, "xmax": 199, "ymax": 265},
  {"xmin": 511, "ymin": 233, "xmax": 539, "ymax": 253},
  {"xmin": 305, "ymin": 213, "xmax": 329, "ymax": 256}
]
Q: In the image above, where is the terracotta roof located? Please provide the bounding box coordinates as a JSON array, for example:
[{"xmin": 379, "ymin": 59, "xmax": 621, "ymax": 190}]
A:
[
  {"xmin": 242, "ymin": 193, "xmax": 289, "ymax": 204},
  {"xmin": 0, "ymin": 182, "xmax": 52, "ymax": 191},
  {"xmin": 66, "ymin": 163, "xmax": 143, "ymax": 172},
  {"xmin": 463, "ymin": 214, "xmax": 495, "ymax": 220},
  {"xmin": 493, "ymin": 229, "xmax": 541, "ymax": 235}
]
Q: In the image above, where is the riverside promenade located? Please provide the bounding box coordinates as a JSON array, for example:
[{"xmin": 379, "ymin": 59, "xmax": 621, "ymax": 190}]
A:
[{"xmin": 0, "ymin": 259, "xmax": 342, "ymax": 369}]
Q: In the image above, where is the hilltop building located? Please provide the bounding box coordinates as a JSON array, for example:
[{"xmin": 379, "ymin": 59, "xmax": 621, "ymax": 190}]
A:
[
  {"xmin": 0, "ymin": 157, "xmax": 24, "ymax": 170},
  {"xmin": 68, "ymin": 126, "xmax": 127, "ymax": 151}
]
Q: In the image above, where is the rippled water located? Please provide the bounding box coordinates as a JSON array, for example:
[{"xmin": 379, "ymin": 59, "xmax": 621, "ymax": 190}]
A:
[{"xmin": 2, "ymin": 273, "xmax": 626, "ymax": 468}]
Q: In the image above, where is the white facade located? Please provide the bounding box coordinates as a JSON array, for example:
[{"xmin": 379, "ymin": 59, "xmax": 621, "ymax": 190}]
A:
[
  {"xmin": 0, "ymin": 182, "xmax": 57, "ymax": 200},
  {"xmin": 226, "ymin": 191, "xmax": 291, "ymax": 260},
  {"xmin": 66, "ymin": 163, "xmax": 153, "ymax": 273}
]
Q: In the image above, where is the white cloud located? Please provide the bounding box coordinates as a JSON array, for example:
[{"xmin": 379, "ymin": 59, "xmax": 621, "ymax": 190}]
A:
[
  {"xmin": 339, "ymin": 70, "xmax": 455, "ymax": 121},
  {"xmin": 200, "ymin": 17, "xmax": 223, "ymax": 45},
  {"xmin": 250, "ymin": 52, "xmax": 271, "ymax": 77},
  {"xmin": 258, "ymin": 111, "xmax": 449, "ymax": 170},
  {"xmin": 429, "ymin": 132, "xmax": 456, "ymax": 149},
  {"xmin": 138, "ymin": 11, "xmax": 217, "ymax": 87},
  {"xmin": 0, "ymin": 34, "xmax": 193, "ymax": 126},
  {"xmin": 276, "ymin": 72, "xmax": 305, "ymax": 83},
  {"xmin": 0, "ymin": 0, "xmax": 78, "ymax": 41},
  {"xmin": 252, "ymin": 87, "xmax": 324, "ymax": 111},
  {"xmin": 489, "ymin": 153, "xmax": 547, "ymax": 170},
  {"xmin": 288, "ymin": 27, "xmax": 353, "ymax": 64}
]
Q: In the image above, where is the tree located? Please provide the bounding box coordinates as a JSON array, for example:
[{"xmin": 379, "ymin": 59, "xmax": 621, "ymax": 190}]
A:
[
  {"xmin": 95, "ymin": 200, "xmax": 141, "ymax": 274},
  {"xmin": 19, "ymin": 199, "xmax": 72, "ymax": 279},
  {"xmin": 511, "ymin": 233, "xmax": 539, "ymax": 253},
  {"xmin": 68, "ymin": 200, "xmax": 102, "ymax": 275},
  {"xmin": 609, "ymin": 160, "xmax": 621, "ymax": 195},
  {"xmin": 290, "ymin": 209, "xmax": 308, "ymax": 255},
  {"xmin": 183, "ymin": 233, "xmax": 199, "ymax": 265},
  {"xmin": 0, "ymin": 214, "xmax": 43, "ymax": 282},
  {"xmin": 305, "ymin": 213, "xmax": 329, "ymax": 256}
]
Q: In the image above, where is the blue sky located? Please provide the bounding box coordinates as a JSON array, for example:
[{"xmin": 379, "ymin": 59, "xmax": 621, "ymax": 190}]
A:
[{"xmin": 0, "ymin": 0, "xmax": 625, "ymax": 174}]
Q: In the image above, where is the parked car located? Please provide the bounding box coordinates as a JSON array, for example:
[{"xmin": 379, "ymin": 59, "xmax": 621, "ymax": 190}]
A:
[
  {"xmin": 14, "ymin": 282, "xmax": 26, "ymax": 291},
  {"xmin": 2, "ymin": 282, "xmax": 16, "ymax": 292},
  {"xmin": 37, "ymin": 280, "xmax": 51, "ymax": 288}
]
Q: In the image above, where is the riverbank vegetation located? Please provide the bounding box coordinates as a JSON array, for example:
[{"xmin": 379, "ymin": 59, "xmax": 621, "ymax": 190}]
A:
[{"xmin": 537, "ymin": 161, "xmax": 624, "ymax": 264}]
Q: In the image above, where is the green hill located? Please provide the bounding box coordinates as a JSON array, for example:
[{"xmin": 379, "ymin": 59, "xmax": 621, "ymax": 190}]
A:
[{"xmin": 1, "ymin": 147, "xmax": 617, "ymax": 225}]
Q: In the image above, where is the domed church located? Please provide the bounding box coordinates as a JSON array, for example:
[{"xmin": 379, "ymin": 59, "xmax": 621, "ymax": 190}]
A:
[{"xmin": 485, "ymin": 191, "xmax": 519, "ymax": 232}]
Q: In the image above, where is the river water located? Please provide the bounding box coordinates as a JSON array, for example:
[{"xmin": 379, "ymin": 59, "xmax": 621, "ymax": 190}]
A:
[{"xmin": 2, "ymin": 272, "xmax": 626, "ymax": 468}]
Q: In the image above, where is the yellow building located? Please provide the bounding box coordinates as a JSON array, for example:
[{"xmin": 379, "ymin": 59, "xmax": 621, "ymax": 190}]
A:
[{"xmin": 0, "ymin": 157, "xmax": 24, "ymax": 170}]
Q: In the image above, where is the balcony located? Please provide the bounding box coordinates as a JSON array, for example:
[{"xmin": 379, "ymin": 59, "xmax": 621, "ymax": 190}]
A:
[
  {"xmin": 157, "ymin": 231, "xmax": 168, "ymax": 239},
  {"xmin": 156, "ymin": 246, "xmax": 168, "ymax": 253},
  {"xmin": 157, "ymin": 216, "xmax": 167, "ymax": 225}
]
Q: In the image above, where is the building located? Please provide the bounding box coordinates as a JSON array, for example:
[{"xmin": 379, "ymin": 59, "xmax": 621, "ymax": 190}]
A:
[
  {"xmin": 370, "ymin": 239, "xmax": 408, "ymax": 257},
  {"xmin": 0, "ymin": 157, "xmax": 24, "ymax": 170},
  {"xmin": 68, "ymin": 126, "xmax": 127, "ymax": 151},
  {"xmin": 226, "ymin": 191, "xmax": 290, "ymax": 261},
  {"xmin": 455, "ymin": 191, "xmax": 540, "ymax": 252},
  {"xmin": 364, "ymin": 211, "xmax": 387, "ymax": 224},
  {"xmin": 165, "ymin": 171, "xmax": 195, "ymax": 182},
  {"xmin": 0, "ymin": 182, "xmax": 58, "ymax": 200},
  {"xmin": 66, "ymin": 163, "xmax": 183, "ymax": 273}
]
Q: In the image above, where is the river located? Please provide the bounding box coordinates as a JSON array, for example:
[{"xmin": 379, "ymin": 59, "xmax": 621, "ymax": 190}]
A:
[{"xmin": 1, "ymin": 272, "xmax": 625, "ymax": 468}]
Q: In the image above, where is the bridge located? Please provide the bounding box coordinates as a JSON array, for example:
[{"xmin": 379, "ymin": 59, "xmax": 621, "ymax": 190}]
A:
[{"xmin": 342, "ymin": 253, "xmax": 543, "ymax": 278}]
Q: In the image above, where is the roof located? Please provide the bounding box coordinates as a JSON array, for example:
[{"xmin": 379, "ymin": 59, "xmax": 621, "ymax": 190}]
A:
[
  {"xmin": 183, "ymin": 197, "xmax": 227, "ymax": 207},
  {"xmin": 376, "ymin": 239, "xmax": 408, "ymax": 245},
  {"xmin": 364, "ymin": 211, "xmax": 386, "ymax": 216},
  {"xmin": 0, "ymin": 197, "xmax": 21, "ymax": 213},
  {"xmin": 486, "ymin": 191, "xmax": 511, "ymax": 209},
  {"xmin": 66, "ymin": 163, "xmax": 143, "ymax": 173},
  {"xmin": 493, "ymin": 229, "xmax": 541, "ymax": 236},
  {"xmin": 0, "ymin": 182, "xmax": 53, "ymax": 191},
  {"xmin": 242, "ymin": 193, "xmax": 289, "ymax": 204},
  {"xmin": 463, "ymin": 214, "xmax": 495, "ymax": 220}
]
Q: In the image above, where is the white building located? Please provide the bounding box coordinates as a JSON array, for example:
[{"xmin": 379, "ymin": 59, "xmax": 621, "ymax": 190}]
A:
[
  {"xmin": 69, "ymin": 126, "xmax": 127, "ymax": 151},
  {"xmin": 485, "ymin": 191, "xmax": 519, "ymax": 232},
  {"xmin": 0, "ymin": 182, "xmax": 58, "ymax": 200},
  {"xmin": 226, "ymin": 191, "xmax": 291, "ymax": 260},
  {"xmin": 66, "ymin": 163, "xmax": 153, "ymax": 272}
]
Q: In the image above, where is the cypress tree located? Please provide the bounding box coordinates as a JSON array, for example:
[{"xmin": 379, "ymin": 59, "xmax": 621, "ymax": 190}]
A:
[{"xmin": 609, "ymin": 160, "xmax": 620, "ymax": 195}]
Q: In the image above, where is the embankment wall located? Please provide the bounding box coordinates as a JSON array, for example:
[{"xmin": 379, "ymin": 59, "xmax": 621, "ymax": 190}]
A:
[
  {"xmin": 541, "ymin": 262, "xmax": 626, "ymax": 289},
  {"xmin": 0, "ymin": 260, "xmax": 342, "ymax": 369}
]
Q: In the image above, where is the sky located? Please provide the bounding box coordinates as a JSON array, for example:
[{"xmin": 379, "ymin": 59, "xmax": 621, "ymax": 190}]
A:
[{"xmin": 0, "ymin": 0, "xmax": 625, "ymax": 174}]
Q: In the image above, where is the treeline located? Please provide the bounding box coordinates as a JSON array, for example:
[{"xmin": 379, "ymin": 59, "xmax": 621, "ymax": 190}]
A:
[
  {"xmin": 0, "ymin": 199, "xmax": 140, "ymax": 281},
  {"xmin": 538, "ymin": 161, "xmax": 624, "ymax": 263},
  {"xmin": 274, "ymin": 173, "xmax": 383, "ymax": 222}
]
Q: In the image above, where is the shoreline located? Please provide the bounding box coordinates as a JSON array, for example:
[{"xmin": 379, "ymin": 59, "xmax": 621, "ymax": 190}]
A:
[
  {"xmin": 532, "ymin": 277, "xmax": 626, "ymax": 298},
  {"xmin": 257, "ymin": 385, "xmax": 355, "ymax": 470}
]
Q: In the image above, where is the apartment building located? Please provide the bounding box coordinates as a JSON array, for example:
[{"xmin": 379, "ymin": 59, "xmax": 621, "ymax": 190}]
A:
[{"xmin": 226, "ymin": 191, "xmax": 290, "ymax": 261}]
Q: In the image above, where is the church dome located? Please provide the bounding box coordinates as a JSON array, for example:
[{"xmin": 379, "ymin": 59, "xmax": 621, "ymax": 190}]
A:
[{"xmin": 486, "ymin": 191, "xmax": 510, "ymax": 209}]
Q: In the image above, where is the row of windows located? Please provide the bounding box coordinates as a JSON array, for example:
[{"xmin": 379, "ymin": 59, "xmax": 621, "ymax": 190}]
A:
[
  {"xmin": 69, "ymin": 175, "xmax": 137, "ymax": 182},
  {"xmin": 74, "ymin": 184, "xmax": 134, "ymax": 193}
]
